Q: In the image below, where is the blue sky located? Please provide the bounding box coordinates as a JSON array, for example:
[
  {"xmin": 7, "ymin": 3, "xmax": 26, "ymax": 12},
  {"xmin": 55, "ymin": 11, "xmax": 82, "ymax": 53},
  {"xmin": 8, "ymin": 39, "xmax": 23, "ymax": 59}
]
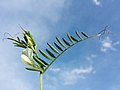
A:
[{"xmin": 0, "ymin": 0, "xmax": 120, "ymax": 90}]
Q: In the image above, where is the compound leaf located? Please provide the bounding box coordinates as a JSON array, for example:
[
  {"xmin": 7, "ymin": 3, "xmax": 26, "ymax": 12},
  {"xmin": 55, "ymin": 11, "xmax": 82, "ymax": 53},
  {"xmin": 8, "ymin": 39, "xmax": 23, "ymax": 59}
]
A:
[
  {"xmin": 46, "ymin": 49, "xmax": 56, "ymax": 58},
  {"xmin": 81, "ymin": 32, "xmax": 89, "ymax": 38},
  {"xmin": 39, "ymin": 49, "xmax": 52, "ymax": 60},
  {"xmin": 62, "ymin": 38, "xmax": 70, "ymax": 46},
  {"xmin": 47, "ymin": 43, "xmax": 60, "ymax": 54},
  {"xmin": 56, "ymin": 37, "xmax": 66, "ymax": 48},
  {"xmin": 54, "ymin": 42, "xmax": 63, "ymax": 51}
]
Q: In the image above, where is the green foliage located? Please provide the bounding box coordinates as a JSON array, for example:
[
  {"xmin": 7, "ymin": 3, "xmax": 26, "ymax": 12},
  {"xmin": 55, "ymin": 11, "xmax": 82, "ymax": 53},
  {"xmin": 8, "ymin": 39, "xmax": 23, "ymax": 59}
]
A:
[
  {"xmin": 46, "ymin": 49, "xmax": 56, "ymax": 58},
  {"xmin": 8, "ymin": 30, "xmax": 95, "ymax": 74},
  {"xmin": 56, "ymin": 37, "xmax": 66, "ymax": 48},
  {"xmin": 54, "ymin": 42, "xmax": 63, "ymax": 51},
  {"xmin": 7, "ymin": 26, "xmax": 110, "ymax": 90},
  {"xmin": 39, "ymin": 49, "xmax": 53, "ymax": 60},
  {"xmin": 62, "ymin": 38, "xmax": 71, "ymax": 46},
  {"xmin": 67, "ymin": 33, "xmax": 74, "ymax": 43},
  {"xmin": 47, "ymin": 42, "xmax": 60, "ymax": 54},
  {"xmin": 76, "ymin": 31, "xmax": 83, "ymax": 40}
]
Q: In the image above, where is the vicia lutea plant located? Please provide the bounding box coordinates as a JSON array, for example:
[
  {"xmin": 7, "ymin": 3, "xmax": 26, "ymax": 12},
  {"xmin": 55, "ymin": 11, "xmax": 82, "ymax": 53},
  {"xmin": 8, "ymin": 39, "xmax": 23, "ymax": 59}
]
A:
[{"xmin": 8, "ymin": 28, "xmax": 108, "ymax": 90}]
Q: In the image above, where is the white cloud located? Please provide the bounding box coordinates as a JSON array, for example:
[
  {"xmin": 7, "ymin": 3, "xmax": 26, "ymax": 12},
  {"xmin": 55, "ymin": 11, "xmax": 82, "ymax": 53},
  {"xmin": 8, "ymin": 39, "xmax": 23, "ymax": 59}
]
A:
[
  {"xmin": 92, "ymin": 0, "xmax": 101, "ymax": 6},
  {"xmin": 50, "ymin": 68, "xmax": 61, "ymax": 72},
  {"xmin": 100, "ymin": 36, "xmax": 119, "ymax": 53},
  {"xmin": 86, "ymin": 54, "xmax": 97, "ymax": 62},
  {"xmin": 61, "ymin": 66, "xmax": 94, "ymax": 85},
  {"xmin": 44, "ymin": 66, "xmax": 95, "ymax": 89}
]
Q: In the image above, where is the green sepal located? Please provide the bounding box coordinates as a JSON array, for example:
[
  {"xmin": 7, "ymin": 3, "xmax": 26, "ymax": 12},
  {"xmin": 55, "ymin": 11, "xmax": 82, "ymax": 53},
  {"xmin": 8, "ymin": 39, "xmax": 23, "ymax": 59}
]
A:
[
  {"xmin": 47, "ymin": 43, "xmax": 60, "ymax": 54},
  {"xmin": 39, "ymin": 49, "xmax": 52, "ymax": 60},
  {"xmin": 62, "ymin": 38, "xmax": 70, "ymax": 46},
  {"xmin": 54, "ymin": 42, "xmax": 63, "ymax": 51},
  {"xmin": 46, "ymin": 49, "xmax": 56, "ymax": 58},
  {"xmin": 56, "ymin": 37, "xmax": 66, "ymax": 48},
  {"xmin": 81, "ymin": 32, "xmax": 89, "ymax": 38},
  {"xmin": 27, "ymin": 31, "xmax": 36, "ymax": 46},
  {"xmin": 23, "ymin": 30, "xmax": 36, "ymax": 47}
]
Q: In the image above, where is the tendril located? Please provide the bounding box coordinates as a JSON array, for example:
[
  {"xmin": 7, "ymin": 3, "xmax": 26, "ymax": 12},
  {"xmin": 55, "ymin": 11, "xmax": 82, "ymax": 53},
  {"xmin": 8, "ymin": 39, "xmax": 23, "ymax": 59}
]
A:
[
  {"xmin": 2, "ymin": 32, "xmax": 20, "ymax": 42},
  {"xmin": 97, "ymin": 26, "xmax": 112, "ymax": 40}
]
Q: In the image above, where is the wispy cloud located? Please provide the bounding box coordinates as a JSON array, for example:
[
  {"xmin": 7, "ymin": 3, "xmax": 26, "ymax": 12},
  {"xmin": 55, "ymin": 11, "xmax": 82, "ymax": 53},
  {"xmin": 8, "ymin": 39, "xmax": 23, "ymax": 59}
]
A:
[
  {"xmin": 61, "ymin": 66, "xmax": 94, "ymax": 85},
  {"xmin": 100, "ymin": 36, "xmax": 119, "ymax": 53},
  {"xmin": 92, "ymin": 0, "xmax": 101, "ymax": 6},
  {"xmin": 44, "ymin": 66, "xmax": 94, "ymax": 89},
  {"xmin": 50, "ymin": 68, "xmax": 61, "ymax": 72},
  {"xmin": 86, "ymin": 54, "xmax": 97, "ymax": 63}
]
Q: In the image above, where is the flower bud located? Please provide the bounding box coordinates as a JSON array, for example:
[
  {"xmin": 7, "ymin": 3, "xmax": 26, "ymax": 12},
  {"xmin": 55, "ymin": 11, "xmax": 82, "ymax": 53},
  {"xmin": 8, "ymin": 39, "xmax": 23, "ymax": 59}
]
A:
[{"xmin": 23, "ymin": 31, "xmax": 36, "ymax": 47}]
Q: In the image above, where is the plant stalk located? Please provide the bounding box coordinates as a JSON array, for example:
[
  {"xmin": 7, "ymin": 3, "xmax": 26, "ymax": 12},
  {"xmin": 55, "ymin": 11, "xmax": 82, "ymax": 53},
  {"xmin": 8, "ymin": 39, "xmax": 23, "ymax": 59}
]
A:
[{"xmin": 40, "ymin": 73, "xmax": 43, "ymax": 90}]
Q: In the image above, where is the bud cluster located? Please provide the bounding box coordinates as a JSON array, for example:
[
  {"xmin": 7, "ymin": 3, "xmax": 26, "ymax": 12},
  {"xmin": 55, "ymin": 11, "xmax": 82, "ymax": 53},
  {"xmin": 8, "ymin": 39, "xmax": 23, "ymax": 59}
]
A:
[{"xmin": 7, "ymin": 29, "xmax": 44, "ymax": 72}]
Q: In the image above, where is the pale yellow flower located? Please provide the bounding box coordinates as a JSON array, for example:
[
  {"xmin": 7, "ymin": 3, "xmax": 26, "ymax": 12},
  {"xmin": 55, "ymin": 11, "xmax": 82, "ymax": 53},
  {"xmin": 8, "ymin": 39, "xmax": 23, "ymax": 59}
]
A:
[{"xmin": 21, "ymin": 48, "xmax": 35, "ymax": 66}]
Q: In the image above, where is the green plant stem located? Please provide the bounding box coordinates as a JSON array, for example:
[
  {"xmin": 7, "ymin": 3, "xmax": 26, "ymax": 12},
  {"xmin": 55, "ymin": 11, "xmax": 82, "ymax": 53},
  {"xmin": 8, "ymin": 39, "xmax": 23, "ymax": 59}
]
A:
[{"xmin": 40, "ymin": 73, "xmax": 43, "ymax": 90}]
